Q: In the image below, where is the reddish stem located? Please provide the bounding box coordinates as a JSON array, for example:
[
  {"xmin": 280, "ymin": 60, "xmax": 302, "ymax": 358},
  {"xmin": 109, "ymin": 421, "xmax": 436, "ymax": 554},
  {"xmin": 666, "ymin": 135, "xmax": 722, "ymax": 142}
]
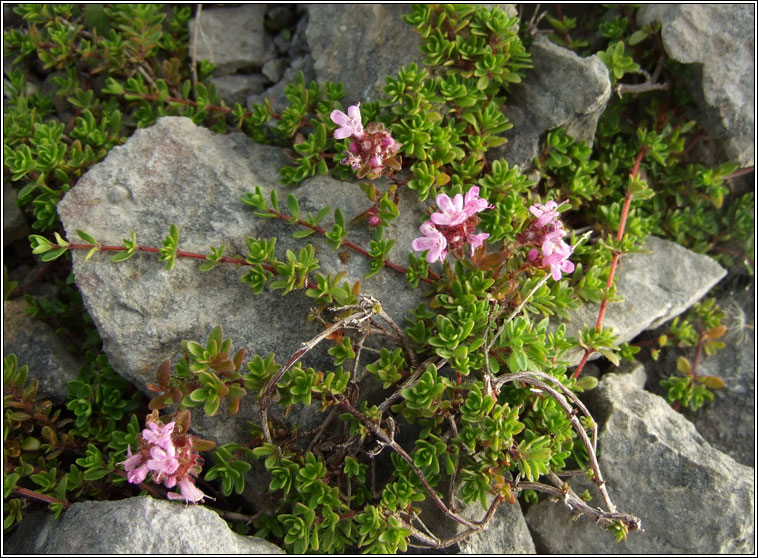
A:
[
  {"xmin": 63, "ymin": 242, "xmax": 306, "ymax": 287},
  {"xmin": 690, "ymin": 332, "xmax": 705, "ymax": 381},
  {"xmin": 268, "ymin": 209, "xmax": 439, "ymax": 283},
  {"xmin": 13, "ymin": 487, "xmax": 70, "ymax": 509},
  {"xmin": 136, "ymin": 93, "xmax": 245, "ymax": 118},
  {"xmin": 572, "ymin": 146, "xmax": 648, "ymax": 379},
  {"xmin": 555, "ymin": 5, "xmax": 573, "ymax": 47},
  {"xmin": 723, "ymin": 166, "xmax": 755, "ymax": 180}
]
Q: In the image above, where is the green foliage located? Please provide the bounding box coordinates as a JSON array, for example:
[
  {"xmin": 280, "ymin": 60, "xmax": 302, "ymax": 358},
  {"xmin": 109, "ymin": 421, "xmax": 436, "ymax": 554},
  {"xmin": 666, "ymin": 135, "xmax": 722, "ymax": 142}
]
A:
[
  {"xmin": 204, "ymin": 444, "xmax": 253, "ymax": 497},
  {"xmin": 4, "ymin": 4, "xmax": 200, "ymax": 231},
  {"xmin": 148, "ymin": 325, "xmax": 248, "ymax": 417},
  {"xmin": 158, "ymin": 224, "xmax": 180, "ymax": 271},
  {"xmin": 9, "ymin": 2, "xmax": 750, "ymax": 552},
  {"xmin": 656, "ymin": 299, "xmax": 727, "ymax": 411},
  {"xmin": 3, "ymin": 351, "xmax": 143, "ymax": 528}
]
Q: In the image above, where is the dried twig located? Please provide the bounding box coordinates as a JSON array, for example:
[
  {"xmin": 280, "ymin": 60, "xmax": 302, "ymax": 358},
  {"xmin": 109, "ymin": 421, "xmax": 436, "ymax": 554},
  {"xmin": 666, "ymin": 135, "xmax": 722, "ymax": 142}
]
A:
[
  {"xmin": 259, "ymin": 296, "xmax": 379, "ymax": 442},
  {"xmin": 494, "ymin": 370, "xmax": 611, "ymax": 513}
]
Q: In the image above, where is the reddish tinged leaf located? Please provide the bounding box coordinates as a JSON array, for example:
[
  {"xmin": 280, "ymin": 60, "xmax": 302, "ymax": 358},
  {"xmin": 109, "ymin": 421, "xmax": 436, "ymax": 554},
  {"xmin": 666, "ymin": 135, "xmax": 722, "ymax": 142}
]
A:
[
  {"xmin": 146, "ymin": 382, "xmax": 165, "ymax": 393},
  {"xmin": 232, "ymin": 348, "xmax": 246, "ymax": 371},
  {"xmin": 193, "ymin": 438, "xmax": 216, "ymax": 451},
  {"xmin": 157, "ymin": 360, "xmax": 171, "ymax": 387},
  {"xmin": 148, "ymin": 394, "xmax": 168, "ymax": 411},
  {"xmin": 698, "ymin": 375, "xmax": 725, "ymax": 389},
  {"xmin": 706, "ymin": 325, "xmax": 726, "ymax": 339},
  {"xmin": 170, "ymin": 387, "xmax": 183, "ymax": 406},
  {"xmin": 175, "ymin": 410, "xmax": 191, "ymax": 433},
  {"xmin": 212, "ymin": 360, "xmax": 235, "ymax": 375}
]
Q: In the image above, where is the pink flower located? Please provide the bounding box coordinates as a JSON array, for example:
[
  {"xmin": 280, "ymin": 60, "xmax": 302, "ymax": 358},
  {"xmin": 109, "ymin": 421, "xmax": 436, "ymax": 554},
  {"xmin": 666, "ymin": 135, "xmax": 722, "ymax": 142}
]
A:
[
  {"xmin": 121, "ymin": 415, "xmax": 208, "ymax": 504},
  {"xmin": 431, "ymin": 187, "xmax": 492, "ymax": 227},
  {"xmin": 122, "ymin": 446, "xmax": 149, "ymax": 484},
  {"xmin": 521, "ymin": 200, "xmax": 575, "ymax": 281},
  {"xmin": 414, "ymin": 186, "xmax": 493, "ymax": 262},
  {"xmin": 330, "ymin": 104, "xmax": 364, "ymax": 140},
  {"xmin": 544, "ymin": 245, "xmax": 575, "ymax": 281},
  {"xmin": 466, "ymin": 231, "xmax": 490, "ymax": 255},
  {"xmin": 431, "ymin": 193, "xmax": 467, "ymax": 227},
  {"xmin": 142, "ymin": 421, "xmax": 175, "ymax": 450},
  {"xmin": 168, "ymin": 477, "xmax": 208, "ymax": 504},
  {"xmin": 529, "ymin": 200, "xmax": 568, "ymax": 229},
  {"xmin": 463, "ymin": 186, "xmax": 492, "ymax": 218},
  {"xmin": 412, "ymin": 221, "xmax": 448, "ymax": 263},
  {"xmin": 341, "ymin": 151, "xmax": 361, "ymax": 170},
  {"xmin": 147, "ymin": 444, "xmax": 179, "ymax": 481},
  {"xmin": 332, "ymin": 103, "xmax": 402, "ymax": 179}
]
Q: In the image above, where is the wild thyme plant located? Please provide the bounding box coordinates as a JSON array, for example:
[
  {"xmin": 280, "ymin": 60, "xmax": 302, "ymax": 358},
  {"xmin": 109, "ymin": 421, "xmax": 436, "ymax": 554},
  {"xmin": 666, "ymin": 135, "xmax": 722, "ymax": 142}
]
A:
[
  {"xmin": 3, "ymin": 351, "xmax": 144, "ymax": 528},
  {"xmin": 7, "ymin": 3, "xmax": 752, "ymax": 553}
]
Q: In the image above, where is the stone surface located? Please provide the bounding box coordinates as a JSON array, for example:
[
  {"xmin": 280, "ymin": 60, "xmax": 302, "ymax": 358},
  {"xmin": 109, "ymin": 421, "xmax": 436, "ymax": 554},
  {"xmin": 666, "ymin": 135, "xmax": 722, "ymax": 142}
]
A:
[
  {"xmin": 637, "ymin": 5, "xmax": 755, "ymax": 168},
  {"xmin": 247, "ymin": 54, "xmax": 316, "ymax": 114},
  {"xmin": 642, "ymin": 280, "xmax": 755, "ymax": 467},
  {"xmin": 209, "ymin": 74, "xmax": 267, "ymax": 107},
  {"xmin": 306, "ymin": 4, "xmax": 425, "ymax": 103},
  {"xmin": 57, "ymin": 116, "xmax": 427, "ymax": 445},
  {"xmin": 494, "ymin": 34, "xmax": 612, "ymax": 171},
  {"xmin": 560, "ymin": 234, "xmax": 727, "ymax": 365},
  {"xmin": 412, "ymin": 488, "xmax": 535, "ymax": 553},
  {"xmin": 3, "ymin": 298, "xmax": 82, "ymax": 404},
  {"xmin": 3, "ymin": 496, "xmax": 283, "ymax": 554},
  {"xmin": 189, "ymin": 5, "xmax": 275, "ymax": 75},
  {"xmin": 525, "ymin": 366, "xmax": 755, "ymax": 554},
  {"xmin": 261, "ymin": 57, "xmax": 288, "ymax": 84},
  {"xmin": 457, "ymin": 499, "xmax": 535, "ymax": 554}
]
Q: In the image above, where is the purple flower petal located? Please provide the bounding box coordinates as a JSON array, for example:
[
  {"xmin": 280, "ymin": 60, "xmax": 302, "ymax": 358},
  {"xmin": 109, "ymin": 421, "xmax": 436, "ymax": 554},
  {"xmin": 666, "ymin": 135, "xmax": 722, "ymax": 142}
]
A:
[
  {"xmin": 412, "ymin": 221, "xmax": 447, "ymax": 263},
  {"xmin": 167, "ymin": 477, "xmax": 208, "ymax": 504},
  {"xmin": 431, "ymin": 193, "xmax": 466, "ymax": 226}
]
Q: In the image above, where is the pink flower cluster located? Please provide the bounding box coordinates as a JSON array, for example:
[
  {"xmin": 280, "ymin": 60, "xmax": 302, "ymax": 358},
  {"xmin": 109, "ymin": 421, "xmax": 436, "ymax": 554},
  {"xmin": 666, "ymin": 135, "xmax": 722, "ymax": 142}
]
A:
[
  {"xmin": 411, "ymin": 187, "xmax": 492, "ymax": 263},
  {"xmin": 330, "ymin": 103, "xmax": 402, "ymax": 180},
  {"xmin": 521, "ymin": 200, "xmax": 575, "ymax": 281},
  {"xmin": 121, "ymin": 419, "xmax": 208, "ymax": 504}
]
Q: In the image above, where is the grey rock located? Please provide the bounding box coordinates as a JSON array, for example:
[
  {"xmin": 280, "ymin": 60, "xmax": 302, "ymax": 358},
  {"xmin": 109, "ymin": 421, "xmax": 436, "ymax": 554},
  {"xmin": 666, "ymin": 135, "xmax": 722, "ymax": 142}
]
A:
[
  {"xmin": 306, "ymin": 4, "xmax": 424, "ymax": 104},
  {"xmin": 4, "ymin": 496, "xmax": 283, "ymax": 554},
  {"xmin": 288, "ymin": 10, "xmax": 312, "ymax": 60},
  {"xmin": 494, "ymin": 34, "xmax": 612, "ymax": 171},
  {"xmin": 411, "ymin": 479, "xmax": 535, "ymax": 553},
  {"xmin": 4, "ymin": 181, "xmax": 28, "ymax": 246},
  {"xmin": 637, "ymin": 5, "xmax": 755, "ymax": 168},
  {"xmin": 210, "ymin": 73, "xmax": 267, "ymax": 107},
  {"xmin": 561, "ymin": 235, "xmax": 726, "ymax": 365},
  {"xmin": 261, "ymin": 58, "xmax": 288, "ymax": 84},
  {"xmin": 189, "ymin": 5, "xmax": 275, "ymax": 75},
  {"xmin": 57, "ymin": 116, "xmax": 426, "ymax": 445},
  {"xmin": 643, "ymin": 281, "xmax": 755, "ymax": 467},
  {"xmin": 525, "ymin": 365, "xmax": 755, "ymax": 554},
  {"xmin": 247, "ymin": 54, "xmax": 316, "ymax": 114},
  {"xmin": 3, "ymin": 298, "xmax": 82, "ymax": 405},
  {"xmin": 457, "ymin": 499, "xmax": 535, "ymax": 554},
  {"xmin": 273, "ymin": 30, "xmax": 293, "ymax": 56}
]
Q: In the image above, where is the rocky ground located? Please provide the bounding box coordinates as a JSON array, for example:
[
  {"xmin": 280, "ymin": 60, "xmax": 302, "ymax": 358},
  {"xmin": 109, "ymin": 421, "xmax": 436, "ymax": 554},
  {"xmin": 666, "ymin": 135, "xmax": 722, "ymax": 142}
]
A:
[{"xmin": 4, "ymin": 4, "xmax": 755, "ymax": 554}]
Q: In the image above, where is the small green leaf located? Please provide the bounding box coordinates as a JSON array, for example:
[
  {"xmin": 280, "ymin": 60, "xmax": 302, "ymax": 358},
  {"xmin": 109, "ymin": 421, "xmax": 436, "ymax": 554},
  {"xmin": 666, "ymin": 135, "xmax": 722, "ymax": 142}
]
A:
[
  {"xmin": 676, "ymin": 356, "xmax": 691, "ymax": 375},
  {"xmin": 293, "ymin": 229, "xmax": 315, "ymax": 239},
  {"xmin": 287, "ymin": 194, "xmax": 300, "ymax": 222},
  {"xmin": 76, "ymin": 229, "xmax": 97, "ymax": 244}
]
